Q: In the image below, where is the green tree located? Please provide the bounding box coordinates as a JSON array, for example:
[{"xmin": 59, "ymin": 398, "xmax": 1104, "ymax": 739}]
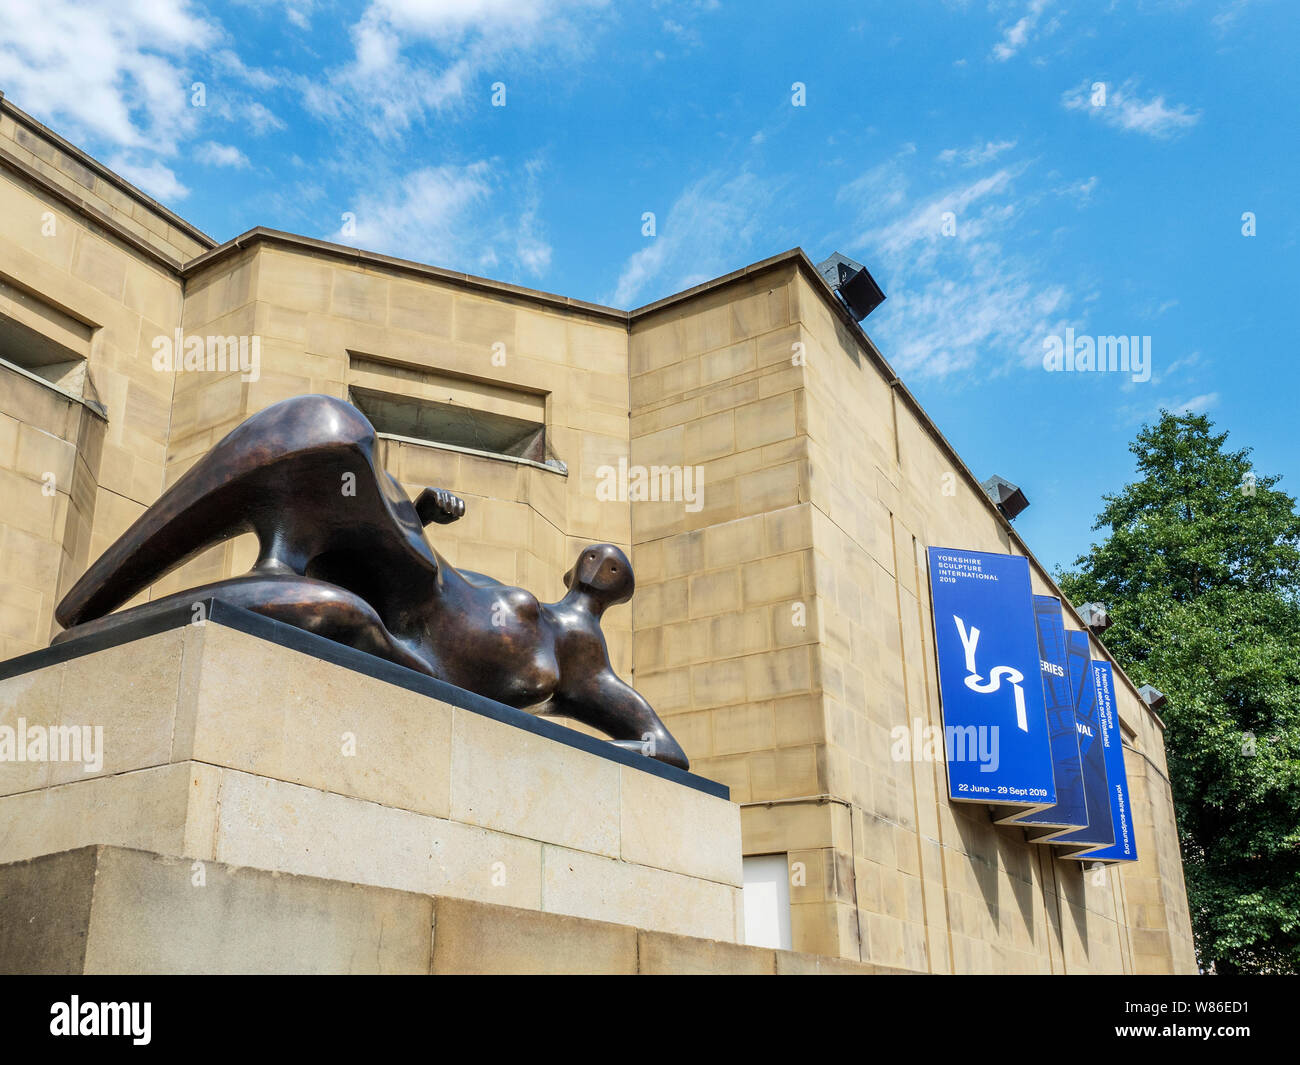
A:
[{"xmin": 1057, "ymin": 411, "xmax": 1300, "ymax": 974}]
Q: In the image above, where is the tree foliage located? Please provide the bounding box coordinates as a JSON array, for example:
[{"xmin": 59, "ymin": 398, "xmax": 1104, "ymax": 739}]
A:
[{"xmin": 1057, "ymin": 411, "xmax": 1300, "ymax": 974}]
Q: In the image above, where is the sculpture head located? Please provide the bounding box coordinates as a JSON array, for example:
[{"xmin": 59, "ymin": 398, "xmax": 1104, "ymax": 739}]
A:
[{"xmin": 563, "ymin": 544, "xmax": 634, "ymax": 607}]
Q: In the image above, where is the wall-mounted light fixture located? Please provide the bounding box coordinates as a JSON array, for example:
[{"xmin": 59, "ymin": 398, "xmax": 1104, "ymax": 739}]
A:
[
  {"xmin": 816, "ymin": 252, "xmax": 886, "ymax": 322},
  {"xmin": 980, "ymin": 474, "xmax": 1030, "ymax": 520}
]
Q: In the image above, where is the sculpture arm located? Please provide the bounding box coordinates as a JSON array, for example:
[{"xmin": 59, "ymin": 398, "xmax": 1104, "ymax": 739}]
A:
[{"xmin": 551, "ymin": 669, "xmax": 689, "ymax": 770}]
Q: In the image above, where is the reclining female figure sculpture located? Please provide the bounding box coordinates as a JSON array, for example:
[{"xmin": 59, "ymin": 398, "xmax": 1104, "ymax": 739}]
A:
[{"xmin": 53, "ymin": 394, "xmax": 689, "ymax": 770}]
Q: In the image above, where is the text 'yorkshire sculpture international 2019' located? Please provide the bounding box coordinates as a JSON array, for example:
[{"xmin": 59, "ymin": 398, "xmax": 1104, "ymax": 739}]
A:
[{"xmin": 52, "ymin": 394, "xmax": 689, "ymax": 769}]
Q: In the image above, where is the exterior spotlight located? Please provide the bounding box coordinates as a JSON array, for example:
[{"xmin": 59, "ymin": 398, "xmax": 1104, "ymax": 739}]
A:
[
  {"xmin": 980, "ymin": 474, "xmax": 1030, "ymax": 520},
  {"xmin": 1138, "ymin": 684, "xmax": 1167, "ymax": 711},
  {"xmin": 1078, "ymin": 602, "xmax": 1112, "ymax": 635},
  {"xmin": 816, "ymin": 252, "xmax": 886, "ymax": 322}
]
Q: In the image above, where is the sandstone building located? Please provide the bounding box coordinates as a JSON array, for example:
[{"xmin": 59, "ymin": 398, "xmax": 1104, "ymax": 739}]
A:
[{"xmin": 0, "ymin": 93, "xmax": 1198, "ymax": 973}]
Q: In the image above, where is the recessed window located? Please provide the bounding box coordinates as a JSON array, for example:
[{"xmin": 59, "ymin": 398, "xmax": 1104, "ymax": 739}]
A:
[
  {"xmin": 0, "ymin": 277, "xmax": 93, "ymax": 399},
  {"xmin": 351, "ymin": 386, "xmax": 548, "ymax": 462},
  {"xmin": 347, "ymin": 354, "xmax": 564, "ymax": 471}
]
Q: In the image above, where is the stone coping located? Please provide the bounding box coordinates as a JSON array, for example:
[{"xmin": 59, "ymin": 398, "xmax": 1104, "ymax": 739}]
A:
[
  {"xmin": 0, "ymin": 92, "xmax": 215, "ymax": 248},
  {"xmin": 0, "ymin": 597, "xmax": 728, "ymax": 800}
]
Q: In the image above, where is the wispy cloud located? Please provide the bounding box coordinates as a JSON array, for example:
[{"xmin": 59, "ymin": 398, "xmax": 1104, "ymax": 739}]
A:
[
  {"xmin": 662, "ymin": 17, "xmax": 704, "ymax": 49},
  {"xmin": 514, "ymin": 157, "xmax": 553, "ymax": 276},
  {"xmin": 991, "ymin": 0, "xmax": 1053, "ymax": 62},
  {"xmin": 212, "ymin": 48, "xmax": 279, "ymax": 92},
  {"xmin": 242, "ymin": 101, "xmax": 287, "ymax": 136},
  {"xmin": 301, "ymin": 0, "xmax": 610, "ymax": 137},
  {"xmin": 609, "ymin": 170, "xmax": 777, "ymax": 307},
  {"xmin": 336, "ymin": 158, "xmax": 552, "ymax": 280},
  {"xmin": 837, "ymin": 147, "xmax": 1075, "ymax": 378},
  {"xmin": 1062, "ymin": 78, "xmax": 1201, "ymax": 139},
  {"xmin": 194, "ymin": 141, "xmax": 251, "ymax": 169},
  {"xmin": 106, "ymin": 157, "xmax": 189, "ymax": 201},
  {"xmin": 235, "ymin": 0, "xmax": 317, "ymax": 31},
  {"xmin": 1212, "ymin": 0, "xmax": 1256, "ymax": 32},
  {"xmin": 1160, "ymin": 392, "xmax": 1219, "ymax": 416},
  {"xmin": 1055, "ymin": 174, "xmax": 1098, "ymax": 206},
  {"xmin": 938, "ymin": 139, "xmax": 1017, "ymax": 167}
]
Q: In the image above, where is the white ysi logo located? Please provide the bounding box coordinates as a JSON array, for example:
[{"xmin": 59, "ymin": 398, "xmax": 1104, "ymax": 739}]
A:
[{"xmin": 953, "ymin": 615, "xmax": 1028, "ymax": 732}]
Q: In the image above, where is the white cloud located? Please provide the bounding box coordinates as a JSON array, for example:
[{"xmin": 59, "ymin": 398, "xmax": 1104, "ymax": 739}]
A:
[
  {"xmin": 609, "ymin": 170, "xmax": 776, "ymax": 308},
  {"xmin": 1164, "ymin": 392, "xmax": 1219, "ymax": 414},
  {"xmin": 341, "ymin": 163, "xmax": 491, "ymax": 263},
  {"xmin": 284, "ymin": 2, "xmax": 315, "ymax": 30},
  {"xmin": 1212, "ymin": 0, "xmax": 1255, "ymax": 32},
  {"xmin": 0, "ymin": 0, "xmax": 218, "ymax": 154},
  {"xmin": 938, "ymin": 139, "xmax": 1017, "ymax": 167},
  {"xmin": 0, "ymin": 0, "xmax": 285, "ymax": 205},
  {"xmin": 210, "ymin": 96, "xmax": 287, "ymax": 136},
  {"xmin": 662, "ymin": 18, "xmax": 702, "ymax": 48},
  {"xmin": 1062, "ymin": 79, "xmax": 1200, "ymax": 139},
  {"xmin": 991, "ymin": 0, "xmax": 1053, "ymax": 62},
  {"xmin": 848, "ymin": 165, "xmax": 1023, "ymax": 268},
  {"xmin": 837, "ymin": 148, "xmax": 1075, "ymax": 378},
  {"xmin": 242, "ymin": 0, "xmax": 316, "ymax": 30},
  {"xmin": 1055, "ymin": 174, "xmax": 1098, "ymax": 205},
  {"xmin": 337, "ymin": 159, "xmax": 552, "ymax": 280},
  {"xmin": 513, "ymin": 157, "xmax": 552, "ymax": 275},
  {"xmin": 194, "ymin": 141, "xmax": 250, "ymax": 169},
  {"xmin": 242, "ymin": 101, "xmax": 287, "ymax": 135},
  {"xmin": 106, "ymin": 157, "xmax": 189, "ymax": 201},
  {"xmin": 302, "ymin": 0, "xmax": 609, "ymax": 136},
  {"xmin": 212, "ymin": 49, "xmax": 279, "ymax": 92}
]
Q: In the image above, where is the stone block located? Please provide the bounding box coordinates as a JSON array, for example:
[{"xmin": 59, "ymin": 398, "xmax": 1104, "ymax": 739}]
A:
[
  {"xmin": 88, "ymin": 847, "xmax": 432, "ymax": 974},
  {"xmin": 450, "ymin": 707, "xmax": 620, "ymax": 857},
  {"xmin": 0, "ymin": 846, "xmax": 97, "ymax": 974},
  {"xmin": 541, "ymin": 844, "xmax": 739, "ymax": 941},
  {"xmin": 638, "ymin": 930, "xmax": 775, "ymax": 974},
  {"xmin": 431, "ymin": 896, "xmax": 636, "ymax": 975},
  {"xmin": 621, "ymin": 766, "xmax": 742, "ymax": 886}
]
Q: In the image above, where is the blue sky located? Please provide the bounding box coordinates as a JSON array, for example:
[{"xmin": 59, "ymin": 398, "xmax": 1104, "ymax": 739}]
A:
[{"xmin": 1, "ymin": 0, "xmax": 1295, "ymax": 573}]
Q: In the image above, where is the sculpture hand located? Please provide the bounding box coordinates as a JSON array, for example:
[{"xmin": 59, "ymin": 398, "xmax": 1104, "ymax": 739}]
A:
[{"xmin": 415, "ymin": 487, "xmax": 467, "ymax": 526}]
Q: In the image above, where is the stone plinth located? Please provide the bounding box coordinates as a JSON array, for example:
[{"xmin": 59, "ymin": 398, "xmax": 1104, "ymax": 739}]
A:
[
  {"xmin": 0, "ymin": 846, "xmax": 916, "ymax": 974},
  {"xmin": 0, "ymin": 601, "xmax": 742, "ymax": 943}
]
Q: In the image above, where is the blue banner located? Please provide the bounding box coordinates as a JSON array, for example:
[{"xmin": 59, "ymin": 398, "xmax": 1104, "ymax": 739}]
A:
[
  {"xmin": 926, "ymin": 547, "xmax": 1056, "ymax": 809},
  {"xmin": 1053, "ymin": 631, "xmax": 1115, "ymax": 852},
  {"xmin": 1083, "ymin": 661, "xmax": 1139, "ymax": 862},
  {"xmin": 1010, "ymin": 596, "xmax": 1089, "ymax": 835}
]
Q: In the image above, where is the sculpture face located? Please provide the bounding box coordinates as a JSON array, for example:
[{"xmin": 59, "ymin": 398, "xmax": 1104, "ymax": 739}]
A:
[
  {"xmin": 50, "ymin": 394, "xmax": 690, "ymax": 770},
  {"xmin": 563, "ymin": 544, "xmax": 634, "ymax": 606}
]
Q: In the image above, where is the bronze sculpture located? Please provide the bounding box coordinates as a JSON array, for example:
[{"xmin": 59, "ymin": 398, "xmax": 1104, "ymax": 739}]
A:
[{"xmin": 53, "ymin": 394, "xmax": 689, "ymax": 769}]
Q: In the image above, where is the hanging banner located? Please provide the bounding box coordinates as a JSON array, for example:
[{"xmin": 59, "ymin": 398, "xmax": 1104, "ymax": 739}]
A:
[
  {"xmin": 1054, "ymin": 632, "xmax": 1115, "ymax": 854},
  {"xmin": 1079, "ymin": 660, "xmax": 1139, "ymax": 863},
  {"xmin": 926, "ymin": 547, "xmax": 1056, "ymax": 811},
  {"xmin": 1008, "ymin": 596, "xmax": 1089, "ymax": 838}
]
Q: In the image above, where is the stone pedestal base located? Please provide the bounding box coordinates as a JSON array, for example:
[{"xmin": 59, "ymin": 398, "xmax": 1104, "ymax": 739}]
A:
[
  {"xmin": 0, "ymin": 602, "xmax": 742, "ymax": 945},
  {"xmin": 0, "ymin": 845, "xmax": 906, "ymax": 974}
]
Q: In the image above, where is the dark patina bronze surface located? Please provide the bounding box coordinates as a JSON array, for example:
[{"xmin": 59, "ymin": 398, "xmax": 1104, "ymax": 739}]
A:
[{"xmin": 54, "ymin": 394, "xmax": 688, "ymax": 769}]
